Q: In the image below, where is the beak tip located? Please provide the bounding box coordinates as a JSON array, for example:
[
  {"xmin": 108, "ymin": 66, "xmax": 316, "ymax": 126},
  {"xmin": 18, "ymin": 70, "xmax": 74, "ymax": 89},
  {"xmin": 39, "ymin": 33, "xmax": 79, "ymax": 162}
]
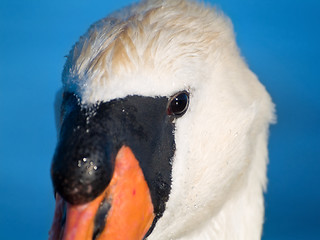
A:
[{"xmin": 50, "ymin": 146, "xmax": 155, "ymax": 240}]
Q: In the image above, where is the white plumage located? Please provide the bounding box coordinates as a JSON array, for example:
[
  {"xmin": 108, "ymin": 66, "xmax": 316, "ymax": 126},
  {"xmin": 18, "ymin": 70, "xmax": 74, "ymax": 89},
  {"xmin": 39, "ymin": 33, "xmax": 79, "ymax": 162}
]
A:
[{"xmin": 59, "ymin": 0, "xmax": 274, "ymax": 239}]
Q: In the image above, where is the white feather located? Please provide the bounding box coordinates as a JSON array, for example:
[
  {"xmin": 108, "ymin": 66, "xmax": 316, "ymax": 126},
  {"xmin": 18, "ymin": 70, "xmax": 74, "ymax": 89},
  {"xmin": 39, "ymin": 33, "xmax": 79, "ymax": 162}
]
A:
[{"xmin": 62, "ymin": 0, "xmax": 275, "ymax": 239}]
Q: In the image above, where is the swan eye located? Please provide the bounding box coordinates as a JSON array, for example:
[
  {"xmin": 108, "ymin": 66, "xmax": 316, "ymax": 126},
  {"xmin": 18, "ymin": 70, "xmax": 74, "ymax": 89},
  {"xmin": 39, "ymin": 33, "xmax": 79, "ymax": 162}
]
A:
[{"xmin": 167, "ymin": 91, "xmax": 189, "ymax": 117}]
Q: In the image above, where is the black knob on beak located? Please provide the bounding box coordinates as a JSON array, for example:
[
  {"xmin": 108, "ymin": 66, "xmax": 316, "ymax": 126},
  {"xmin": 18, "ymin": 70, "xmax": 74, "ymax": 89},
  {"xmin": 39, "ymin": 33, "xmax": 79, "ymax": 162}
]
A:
[{"xmin": 51, "ymin": 99, "xmax": 113, "ymax": 205}]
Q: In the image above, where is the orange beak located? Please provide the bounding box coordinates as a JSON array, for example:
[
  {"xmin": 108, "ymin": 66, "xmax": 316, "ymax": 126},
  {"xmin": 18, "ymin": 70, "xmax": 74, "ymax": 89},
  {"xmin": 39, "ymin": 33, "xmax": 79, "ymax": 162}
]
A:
[{"xmin": 49, "ymin": 146, "xmax": 155, "ymax": 240}]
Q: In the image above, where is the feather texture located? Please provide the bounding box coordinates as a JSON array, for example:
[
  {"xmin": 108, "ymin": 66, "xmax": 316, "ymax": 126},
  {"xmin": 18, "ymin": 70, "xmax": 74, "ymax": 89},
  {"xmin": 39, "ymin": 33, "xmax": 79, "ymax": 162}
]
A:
[{"xmin": 61, "ymin": 0, "xmax": 275, "ymax": 239}]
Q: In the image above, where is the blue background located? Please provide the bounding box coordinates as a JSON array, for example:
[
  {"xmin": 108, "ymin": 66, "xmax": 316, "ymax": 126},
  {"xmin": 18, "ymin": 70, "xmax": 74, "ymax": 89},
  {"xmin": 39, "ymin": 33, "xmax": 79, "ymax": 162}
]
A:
[{"xmin": 0, "ymin": 0, "xmax": 319, "ymax": 239}]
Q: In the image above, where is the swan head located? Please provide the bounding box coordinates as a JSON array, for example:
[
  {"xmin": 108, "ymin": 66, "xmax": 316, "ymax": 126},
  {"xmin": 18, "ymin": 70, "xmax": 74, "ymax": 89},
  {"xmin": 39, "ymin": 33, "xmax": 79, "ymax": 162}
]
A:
[{"xmin": 50, "ymin": 0, "xmax": 274, "ymax": 239}]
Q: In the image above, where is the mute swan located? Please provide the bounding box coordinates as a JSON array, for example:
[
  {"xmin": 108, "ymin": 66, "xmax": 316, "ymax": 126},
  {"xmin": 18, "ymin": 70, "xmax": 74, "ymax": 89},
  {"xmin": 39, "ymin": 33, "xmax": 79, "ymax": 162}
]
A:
[{"xmin": 50, "ymin": 0, "xmax": 274, "ymax": 239}]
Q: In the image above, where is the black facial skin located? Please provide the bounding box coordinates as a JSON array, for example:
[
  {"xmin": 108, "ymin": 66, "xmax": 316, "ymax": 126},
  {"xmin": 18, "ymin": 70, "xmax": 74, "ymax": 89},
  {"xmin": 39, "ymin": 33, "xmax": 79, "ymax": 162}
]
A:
[{"xmin": 51, "ymin": 92, "xmax": 176, "ymax": 235}]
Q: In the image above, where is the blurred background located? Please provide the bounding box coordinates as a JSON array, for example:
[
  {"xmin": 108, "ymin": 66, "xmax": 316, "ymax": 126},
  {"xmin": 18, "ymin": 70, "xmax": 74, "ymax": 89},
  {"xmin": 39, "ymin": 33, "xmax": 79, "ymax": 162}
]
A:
[{"xmin": 0, "ymin": 0, "xmax": 319, "ymax": 239}]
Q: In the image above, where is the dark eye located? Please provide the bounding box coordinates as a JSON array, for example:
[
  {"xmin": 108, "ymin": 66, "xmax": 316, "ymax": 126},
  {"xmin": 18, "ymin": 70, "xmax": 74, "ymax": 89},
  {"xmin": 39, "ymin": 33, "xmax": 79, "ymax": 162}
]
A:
[{"xmin": 167, "ymin": 91, "xmax": 189, "ymax": 117}]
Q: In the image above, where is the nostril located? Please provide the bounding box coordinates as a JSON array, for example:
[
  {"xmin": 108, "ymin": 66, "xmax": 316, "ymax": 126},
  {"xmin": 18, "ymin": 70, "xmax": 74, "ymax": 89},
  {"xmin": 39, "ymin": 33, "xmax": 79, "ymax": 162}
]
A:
[
  {"xmin": 61, "ymin": 200, "xmax": 67, "ymax": 228},
  {"xmin": 93, "ymin": 197, "xmax": 112, "ymax": 240}
]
